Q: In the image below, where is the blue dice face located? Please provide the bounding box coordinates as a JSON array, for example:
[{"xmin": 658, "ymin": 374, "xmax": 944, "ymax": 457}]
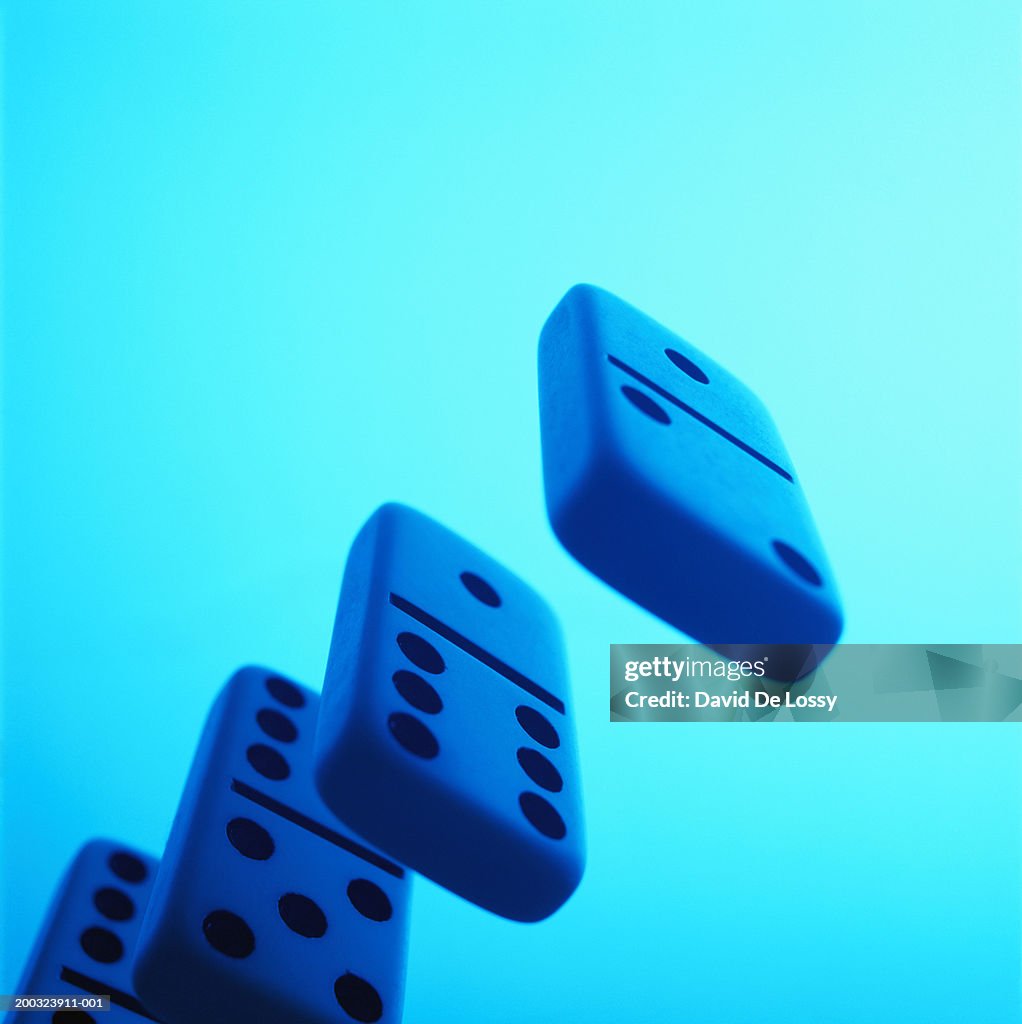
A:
[
  {"xmin": 9, "ymin": 839, "xmax": 160, "ymax": 1024},
  {"xmin": 133, "ymin": 668, "xmax": 410, "ymax": 1024},
  {"xmin": 538, "ymin": 284, "xmax": 843, "ymax": 670},
  {"xmin": 314, "ymin": 503, "xmax": 584, "ymax": 923}
]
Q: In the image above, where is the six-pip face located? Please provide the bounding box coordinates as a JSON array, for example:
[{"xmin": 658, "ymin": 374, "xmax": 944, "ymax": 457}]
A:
[
  {"xmin": 133, "ymin": 668, "xmax": 411, "ymax": 1024},
  {"xmin": 315, "ymin": 503, "xmax": 585, "ymax": 922}
]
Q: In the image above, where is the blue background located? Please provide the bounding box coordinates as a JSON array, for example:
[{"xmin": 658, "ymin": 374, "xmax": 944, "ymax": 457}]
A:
[{"xmin": 4, "ymin": 3, "xmax": 1020, "ymax": 1021}]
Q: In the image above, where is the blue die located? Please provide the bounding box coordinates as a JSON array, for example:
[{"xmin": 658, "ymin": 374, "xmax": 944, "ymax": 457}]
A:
[
  {"xmin": 314, "ymin": 503, "xmax": 584, "ymax": 922},
  {"xmin": 538, "ymin": 284, "xmax": 843, "ymax": 675},
  {"xmin": 8, "ymin": 839, "xmax": 159, "ymax": 1024},
  {"xmin": 133, "ymin": 668, "xmax": 410, "ymax": 1024}
]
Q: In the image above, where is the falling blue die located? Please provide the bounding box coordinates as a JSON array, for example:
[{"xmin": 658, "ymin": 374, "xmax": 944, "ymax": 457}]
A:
[
  {"xmin": 133, "ymin": 668, "xmax": 410, "ymax": 1024},
  {"xmin": 8, "ymin": 839, "xmax": 160, "ymax": 1024},
  {"xmin": 538, "ymin": 284, "xmax": 843, "ymax": 676},
  {"xmin": 314, "ymin": 503, "xmax": 584, "ymax": 922}
]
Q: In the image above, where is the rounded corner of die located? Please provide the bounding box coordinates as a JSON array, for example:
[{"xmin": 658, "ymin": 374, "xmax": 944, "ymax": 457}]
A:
[
  {"xmin": 76, "ymin": 837, "xmax": 114, "ymax": 862},
  {"xmin": 511, "ymin": 858, "xmax": 587, "ymax": 924},
  {"xmin": 370, "ymin": 500, "xmax": 412, "ymax": 527},
  {"xmin": 555, "ymin": 281, "xmax": 600, "ymax": 310},
  {"xmin": 540, "ymin": 283, "xmax": 601, "ymax": 347},
  {"xmin": 226, "ymin": 664, "xmax": 276, "ymax": 697}
]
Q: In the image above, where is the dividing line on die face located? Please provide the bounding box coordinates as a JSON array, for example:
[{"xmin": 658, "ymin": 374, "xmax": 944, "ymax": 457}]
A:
[
  {"xmin": 606, "ymin": 355, "xmax": 794, "ymax": 482},
  {"xmin": 388, "ymin": 593, "xmax": 566, "ymax": 715},
  {"xmin": 60, "ymin": 966, "xmax": 162, "ymax": 1023},
  {"xmin": 229, "ymin": 779, "xmax": 405, "ymax": 879}
]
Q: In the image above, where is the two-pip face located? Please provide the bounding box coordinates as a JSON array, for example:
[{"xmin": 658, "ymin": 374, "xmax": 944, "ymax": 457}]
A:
[
  {"xmin": 314, "ymin": 503, "xmax": 584, "ymax": 922},
  {"xmin": 538, "ymin": 284, "xmax": 843, "ymax": 674}
]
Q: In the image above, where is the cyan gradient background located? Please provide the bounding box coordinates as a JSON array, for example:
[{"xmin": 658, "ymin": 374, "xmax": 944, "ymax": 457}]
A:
[{"xmin": 4, "ymin": 3, "xmax": 1021, "ymax": 1021}]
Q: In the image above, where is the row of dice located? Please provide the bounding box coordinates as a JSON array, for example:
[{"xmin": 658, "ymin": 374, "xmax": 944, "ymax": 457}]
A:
[{"xmin": 10, "ymin": 503, "xmax": 585, "ymax": 1024}]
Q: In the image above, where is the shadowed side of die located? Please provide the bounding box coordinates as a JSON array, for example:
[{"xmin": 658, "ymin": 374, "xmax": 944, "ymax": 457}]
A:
[
  {"xmin": 8, "ymin": 839, "xmax": 161, "ymax": 1024},
  {"xmin": 132, "ymin": 668, "xmax": 410, "ymax": 1024},
  {"xmin": 538, "ymin": 284, "xmax": 843, "ymax": 679},
  {"xmin": 314, "ymin": 503, "xmax": 585, "ymax": 922}
]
